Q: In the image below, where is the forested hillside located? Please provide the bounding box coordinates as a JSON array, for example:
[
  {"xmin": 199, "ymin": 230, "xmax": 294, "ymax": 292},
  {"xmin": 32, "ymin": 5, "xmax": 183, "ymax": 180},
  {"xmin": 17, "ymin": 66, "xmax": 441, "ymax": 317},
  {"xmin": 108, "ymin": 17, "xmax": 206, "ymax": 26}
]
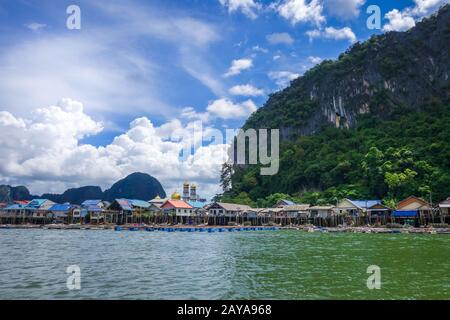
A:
[{"xmin": 220, "ymin": 5, "xmax": 450, "ymax": 207}]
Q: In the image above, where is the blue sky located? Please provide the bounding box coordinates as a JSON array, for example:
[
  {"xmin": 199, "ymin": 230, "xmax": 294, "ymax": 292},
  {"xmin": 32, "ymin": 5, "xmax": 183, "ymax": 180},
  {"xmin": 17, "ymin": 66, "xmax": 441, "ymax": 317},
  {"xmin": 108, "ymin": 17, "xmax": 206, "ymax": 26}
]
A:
[{"xmin": 0, "ymin": 0, "xmax": 447, "ymax": 198}]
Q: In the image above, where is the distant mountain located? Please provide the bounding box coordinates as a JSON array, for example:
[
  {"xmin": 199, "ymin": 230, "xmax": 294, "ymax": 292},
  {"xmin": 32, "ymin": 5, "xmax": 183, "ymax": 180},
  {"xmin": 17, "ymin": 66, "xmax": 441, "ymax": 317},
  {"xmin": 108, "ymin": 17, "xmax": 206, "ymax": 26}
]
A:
[
  {"xmin": 0, "ymin": 185, "xmax": 34, "ymax": 203},
  {"xmin": 103, "ymin": 172, "xmax": 166, "ymax": 202},
  {"xmin": 0, "ymin": 172, "xmax": 166, "ymax": 204},
  {"xmin": 42, "ymin": 186, "xmax": 103, "ymax": 205}
]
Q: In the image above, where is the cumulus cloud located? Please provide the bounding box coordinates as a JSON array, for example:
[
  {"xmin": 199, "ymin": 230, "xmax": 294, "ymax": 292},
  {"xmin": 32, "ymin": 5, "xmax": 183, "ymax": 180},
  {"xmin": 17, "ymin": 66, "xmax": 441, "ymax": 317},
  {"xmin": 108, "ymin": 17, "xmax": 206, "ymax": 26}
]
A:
[
  {"xmin": 224, "ymin": 58, "xmax": 253, "ymax": 77},
  {"xmin": 306, "ymin": 26, "xmax": 357, "ymax": 42},
  {"xmin": 411, "ymin": 0, "xmax": 449, "ymax": 15},
  {"xmin": 268, "ymin": 71, "xmax": 300, "ymax": 87},
  {"xmin": 266, "ymin": 32, "xmax": 295, "ymax": 45},
  {"xmin": 219, "ymin": 0, "xmax": 262, "ymax": 19},
  {"xmin": 206, "ymin": 98, "xmax": 257, "ymax": 119},
  {"xmin": 323, "ymin": 0, "xmax": 365, "ymax": 20},
  {"xmin": 0, "ymin": 99, "xmax": 229, "ymax": 199},
  {"xmin": 383, "ymin": 9, "xmax": 416, "ymax": 32},
  {"xmin": 308, "ymin": 56, "xmax": 323, "ymax": 64},
  {"xmin": 383, "ymin": 0, "xmax": 449, "ymax": 32},
  {"xmin": 275, "ymin": 0, "xmax": 325, "ymax": 26},
  {"xmin": 229, "ymin": 84, "xmax": 265, "ymax": 96}
]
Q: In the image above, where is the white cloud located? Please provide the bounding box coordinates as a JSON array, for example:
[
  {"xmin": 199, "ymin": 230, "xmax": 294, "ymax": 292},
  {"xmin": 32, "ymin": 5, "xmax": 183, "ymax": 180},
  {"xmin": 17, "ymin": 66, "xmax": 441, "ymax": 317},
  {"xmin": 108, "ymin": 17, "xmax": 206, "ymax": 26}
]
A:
[
  {"xmin": 308, "ymin": 56, "xmax": 323, "ymax": 64},
  {"xmin": 306, "ymin": 26, "xmax": 357, "ymax": 42},
  {"xmin": 206, "ymin": 98, "xmax": 257, "ymax": 119},
  {"xmin": 411, "ymin": 0, "xmax": 449, "ymax": 15},
  {"xmin": 0, "ymin": 99, "xmax": 229, "ymax": 200},
  {"xmin": 273, "ymin": 55, "xmax": 281, "ymax": 60},
  {"xmin": 268, "ymin": 71, "xmax": 300, "ymax": 87},
  {"xmin": 383, "ymin": 0, "xmax": 449, "ymax": 32},
  {"xmin": 229, "ymin": 84, "xmax": 265, "ymax": 96},
  {"xmin": 0, "ymin": 3, "xmax": 221, "ymax": 118},
  {"xmin": 224, "ymin": 58, "xmax": 253, "ymax": 77},
  {"xmin": 252, "ymin": 45, "xmax": 268, "ymax": 53},
  {"xmin": 219, "ymin": 0, "xmax": 262, "ymax": 19},
  {"xmin": 383, "ymin": 9, "xmax": 416, "ymax": 32},
  {"xmin": 266, "ymin": 32, "xmax": 295, "ymax": 45},
  {"xmin": 0, "ymin": 35, "xmax": 172, "ymax": 117},
  {"xmin": 324, "ymin": 0, "xmax": 365, "ymax": 20},
  {"xmin": 180, "ymin": 107, "xmax": 211, "ymax": 123},
  {"xmin": 275, "ymin": 0, "xmax": 325, "ymax": 25},
  {"xmin": 26, "ymin": 22, "xmax": 46, "ymax": 32}
]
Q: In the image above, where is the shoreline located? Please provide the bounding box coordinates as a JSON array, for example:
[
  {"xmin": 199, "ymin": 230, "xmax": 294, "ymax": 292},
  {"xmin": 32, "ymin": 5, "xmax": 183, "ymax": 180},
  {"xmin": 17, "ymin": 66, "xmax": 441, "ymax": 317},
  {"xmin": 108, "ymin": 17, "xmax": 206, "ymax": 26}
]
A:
[{"xmin": 1, "ymin": 223, "xmax": 449, "ymax": 234}]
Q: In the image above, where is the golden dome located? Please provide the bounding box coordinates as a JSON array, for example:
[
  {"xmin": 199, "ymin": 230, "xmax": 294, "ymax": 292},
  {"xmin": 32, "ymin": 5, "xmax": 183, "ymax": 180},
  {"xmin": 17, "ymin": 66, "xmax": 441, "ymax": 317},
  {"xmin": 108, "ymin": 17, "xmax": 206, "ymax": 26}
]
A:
[{"xmin": 171, "ymin": 191, "xmax": 181, "ymax": 200}]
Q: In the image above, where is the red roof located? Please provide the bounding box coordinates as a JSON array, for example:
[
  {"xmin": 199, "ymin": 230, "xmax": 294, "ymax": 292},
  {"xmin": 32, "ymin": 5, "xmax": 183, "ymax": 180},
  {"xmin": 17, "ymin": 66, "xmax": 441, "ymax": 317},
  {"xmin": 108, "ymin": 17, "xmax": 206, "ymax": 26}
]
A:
[
  {"xmin": 161, "ymin": 200, "xmax": 193, "ymax": 209},
  {"xmin": 14, "ymin": 200, "xmax": 30, "ymax": 205}
]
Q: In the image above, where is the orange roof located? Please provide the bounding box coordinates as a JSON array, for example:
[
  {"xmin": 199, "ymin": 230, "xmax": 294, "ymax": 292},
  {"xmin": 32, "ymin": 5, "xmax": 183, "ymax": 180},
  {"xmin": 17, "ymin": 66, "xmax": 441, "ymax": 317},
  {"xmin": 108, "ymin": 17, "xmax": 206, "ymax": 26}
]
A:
[
  {"xmin": 397, "ymin": 196, "xmax": 429, "ymax": 210},
  {"xmin": 161, "ymin": 199, "xmax": 193, "ymax": 209}
]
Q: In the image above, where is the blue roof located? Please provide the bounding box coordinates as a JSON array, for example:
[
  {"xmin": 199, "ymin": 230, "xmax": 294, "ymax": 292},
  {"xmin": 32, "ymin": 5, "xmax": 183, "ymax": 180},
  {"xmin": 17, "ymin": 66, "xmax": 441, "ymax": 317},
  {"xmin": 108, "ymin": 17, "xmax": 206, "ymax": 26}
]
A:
[
  {"xmin": 392, "ymin": 210, "xmax": 418, "ymax": 217},
  {"xmin": 49, "ymin": 204, "xmax": 73, "ymax": 212},
  {"xmin": 114, "ymin": 199, "xmax": 133, "ymax": 211},
  {"xmin": 188, "ymin": 200, "xmax": 209, "ymax": 209},
  {"xmin": 4, "ymin": 204, "xmax": 26, "ymax": 210},
  {"xmin": 350, "ymin": 200, "xmax": 381, "ymax": 209},
  {"xmin": 25, "ymin": 199, "xmax": 49, "ymax": 209},
  {"xmin": 129, "ymin": 199, "xmax": 151, "ymax": 208},
  {"xmin": 85, "ymin": 205, "xmax": 103, "ymax": 212},
  {"xmin": 81, "ymin": 200, "xmax": 102, "ymax": 206}
]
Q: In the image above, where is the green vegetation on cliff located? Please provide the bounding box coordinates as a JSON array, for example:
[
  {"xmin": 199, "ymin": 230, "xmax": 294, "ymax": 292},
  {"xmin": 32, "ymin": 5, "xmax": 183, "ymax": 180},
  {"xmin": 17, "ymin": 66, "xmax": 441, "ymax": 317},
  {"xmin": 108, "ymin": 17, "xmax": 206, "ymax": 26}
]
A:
[
  {"xmin": 221, "ymin": 99, "xmax": 450, "ymax": 207},
  {"xmin": 220, "ymin": 5, "xmax": 450, "ymax": 207}
]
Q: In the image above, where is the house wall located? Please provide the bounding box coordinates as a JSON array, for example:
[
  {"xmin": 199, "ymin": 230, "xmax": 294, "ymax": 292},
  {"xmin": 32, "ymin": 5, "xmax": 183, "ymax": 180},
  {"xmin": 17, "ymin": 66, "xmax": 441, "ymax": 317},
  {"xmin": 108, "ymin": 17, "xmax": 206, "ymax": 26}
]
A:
[{"xmin": 176, "ymin": 208, "xmax": 192, "ymax": 216}]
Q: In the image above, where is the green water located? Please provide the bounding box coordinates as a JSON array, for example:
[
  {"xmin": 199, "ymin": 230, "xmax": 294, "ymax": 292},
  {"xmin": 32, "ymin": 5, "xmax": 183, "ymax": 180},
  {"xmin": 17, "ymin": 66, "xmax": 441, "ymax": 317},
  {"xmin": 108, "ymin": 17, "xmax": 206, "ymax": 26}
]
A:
[{"xmin": 0, "ymin": 229, "xmax": 448, "ymax": 299}]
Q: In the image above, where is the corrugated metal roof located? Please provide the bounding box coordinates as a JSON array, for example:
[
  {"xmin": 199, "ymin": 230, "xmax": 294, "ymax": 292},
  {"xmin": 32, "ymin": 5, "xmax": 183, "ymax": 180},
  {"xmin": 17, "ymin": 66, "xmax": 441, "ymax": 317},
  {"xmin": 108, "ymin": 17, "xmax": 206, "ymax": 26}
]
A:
[
  {"xmin": 115, "ymin": 199, "xmax": 133, "ymax": 211},
  {"xmin": 162, "ymin": 200, "xmax": 193, "ymax": 209},
  {"xmin": 81, "ymin": 200, "xmax": 102, "ymax": 206},
  {"xmin": 310, "ymin": 206, "xmax": 334, "ymax": 210},
  {"xmin": 85, "ymin": 205, "xmax": 103, "ymax": 212},
  {"xmin": 129, "ymin": 199, "xmax": 151, "ymax": 208},
  {"xmin": 213, "ymin": 202, "xmax": 252, "ymax": 211},
  {"xmin": 49, "ymin": 204, "xmax": 73, "ymax": 212},
  {"xmin": 283, "ymin": 204, "xmax": 310, "ymax": 211},
  {"xmin": 14, "ymin": 200, "xmax": 30, "ymax": 205},
  {"xmin": 350, "ymin": 200, "xmax": 381, "ymax": 209},
  {"xmin": 25, "ymin": 199, "xmax": 49, "ymax": 208},
  {"xmin": 188, "ymin": 200, "xmax": 209, "ymax": 209},
  {"xmin": 4, "ymin": 204, "xmax": 26, "ymax": 210}
]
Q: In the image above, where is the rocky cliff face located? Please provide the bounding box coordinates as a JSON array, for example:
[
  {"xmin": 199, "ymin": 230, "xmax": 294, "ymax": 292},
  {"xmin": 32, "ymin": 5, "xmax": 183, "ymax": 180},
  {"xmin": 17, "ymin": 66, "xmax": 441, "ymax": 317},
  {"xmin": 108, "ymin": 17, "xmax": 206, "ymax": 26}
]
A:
[
  {"xmin": 103, "ymin": 172, "xmax": 166, "ymax": 202},
  {"xmin": 0, "ymin": 185, "xmax": 34, "ymax": 203},
  {"xmin": 244, "ymin": 5, "xmax": 450, "ymax": 140}
]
